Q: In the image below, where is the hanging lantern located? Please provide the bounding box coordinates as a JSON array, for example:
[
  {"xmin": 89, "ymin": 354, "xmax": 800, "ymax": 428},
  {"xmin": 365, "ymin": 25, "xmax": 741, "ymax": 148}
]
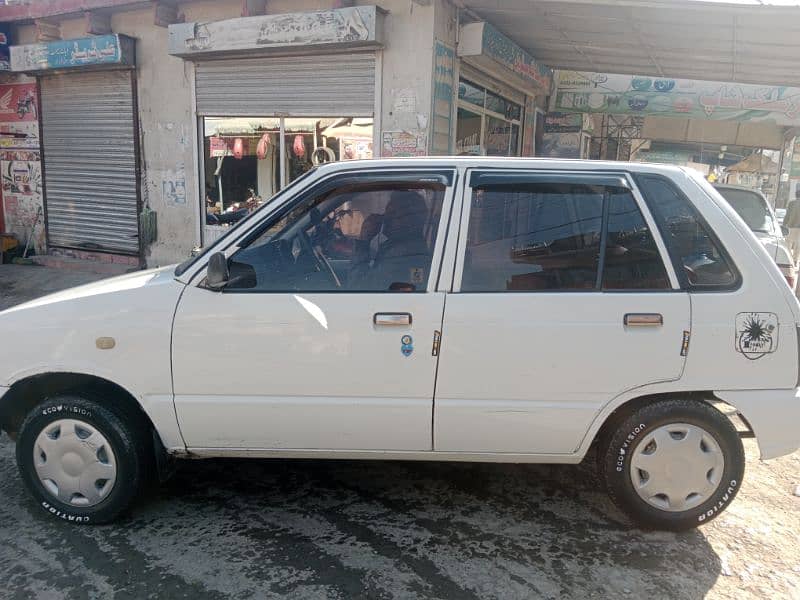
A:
[
  {"xmin": 233, "ymin": 137, "xmax": 244, "ymax": 160},
  {"xmin": 256, "ymin": 133, "xmax": 271, "ymax": 160},
  {"xmin": 292, "ymin": 134, "xmax": 306, "ymax": 158}
]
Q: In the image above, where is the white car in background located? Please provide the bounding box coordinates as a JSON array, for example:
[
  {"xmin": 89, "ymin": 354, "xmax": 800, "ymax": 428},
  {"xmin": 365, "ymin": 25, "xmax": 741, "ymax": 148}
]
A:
[
  {"xmin": 1, "ymin": 159, "xmax": 799, "ymax": 532},
  {"xmin": 714, "ymin": 185, "xmax": 798, "ymax": 291}
]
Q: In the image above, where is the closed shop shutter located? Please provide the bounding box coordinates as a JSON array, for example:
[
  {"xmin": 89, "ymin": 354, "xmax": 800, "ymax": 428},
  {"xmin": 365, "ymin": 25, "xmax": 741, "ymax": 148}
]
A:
[
  {"xmin": 40, "ymin": 70, "xmax": 139, "ymax": 254},
  {"xmin": 195, "ymin": 53, "xmax": 375, "ymax": 117}
]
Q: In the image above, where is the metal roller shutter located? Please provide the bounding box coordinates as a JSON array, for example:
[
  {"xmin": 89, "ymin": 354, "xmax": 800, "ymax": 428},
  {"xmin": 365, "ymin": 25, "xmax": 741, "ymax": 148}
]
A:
[
  {"xmin": 196, "ymin": 53, "xmax": 375, "ymax": 117},
  {"xmin": 41, "ymin": 70, "xmax": 139, "ymax": 254}
]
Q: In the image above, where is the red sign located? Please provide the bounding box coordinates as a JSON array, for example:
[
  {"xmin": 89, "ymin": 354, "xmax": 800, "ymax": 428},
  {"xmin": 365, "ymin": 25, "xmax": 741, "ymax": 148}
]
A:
[{"xmin": 0, "ymin": 83, "xmax": 38, "ymax": 123}]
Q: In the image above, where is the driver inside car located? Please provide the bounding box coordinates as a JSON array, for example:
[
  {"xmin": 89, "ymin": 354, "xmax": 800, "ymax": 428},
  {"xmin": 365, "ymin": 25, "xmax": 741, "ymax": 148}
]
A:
[{"xmin": 350, "ymin": 190, "xmax": 431, "ymax": 291}]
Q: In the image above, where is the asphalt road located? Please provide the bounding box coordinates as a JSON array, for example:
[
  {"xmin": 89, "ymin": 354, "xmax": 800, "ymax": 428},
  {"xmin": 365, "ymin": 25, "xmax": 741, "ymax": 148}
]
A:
[{"xmin": 1, "ymin": 264, "xmax": 799, "ymax": 600}]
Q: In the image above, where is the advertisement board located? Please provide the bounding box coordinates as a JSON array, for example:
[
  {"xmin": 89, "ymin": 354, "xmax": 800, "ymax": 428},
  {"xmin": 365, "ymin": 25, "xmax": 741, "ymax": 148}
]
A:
[{"xmin": 555, "ymin": 71, "xmax": 800, "ymax": 126}]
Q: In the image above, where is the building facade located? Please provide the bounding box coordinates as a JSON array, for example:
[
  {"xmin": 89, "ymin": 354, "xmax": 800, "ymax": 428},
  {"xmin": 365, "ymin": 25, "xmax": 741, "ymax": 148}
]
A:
[{"xmin": 0, "ymin": 0, "xmax": 552, "ymax": 268}]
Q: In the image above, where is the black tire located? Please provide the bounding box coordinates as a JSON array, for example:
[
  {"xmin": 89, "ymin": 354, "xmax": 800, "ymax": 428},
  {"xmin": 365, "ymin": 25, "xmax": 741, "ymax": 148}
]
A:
[
  {"xmin": 16, "ymin": 394, "xmax": 151, "ymax": 525},
  {"xmin": 599, "ymin": 399, "xmax": 744, "ymax": 531}
]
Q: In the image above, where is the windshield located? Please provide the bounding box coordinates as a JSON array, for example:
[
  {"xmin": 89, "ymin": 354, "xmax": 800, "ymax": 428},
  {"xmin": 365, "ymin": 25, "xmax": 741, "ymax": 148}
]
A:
[{"xmin": 715, "ymin": 187, "xmax": 774, "ymax": 234}]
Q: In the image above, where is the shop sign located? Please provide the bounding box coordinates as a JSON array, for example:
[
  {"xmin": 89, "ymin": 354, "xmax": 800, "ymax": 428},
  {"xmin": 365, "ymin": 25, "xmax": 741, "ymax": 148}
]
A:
[
  {"xmin": 430, "ymin": 40, "xmax": 456, "ymax": 154},
  {"xmin": 0, "ymin": 24, "xmax": 11, "ymax": 71},
  {"xmin": 544, "ymin": 112, "xmax": 583, "ymax": 133},
  {"xmin": 169, "ymin": 6, "xmax": 383, "ymax": 57},
  {"xmin": 555, "ymin": 70, "xmax": 800, "ymax": 126},
  {"xmin": 459, "ymin": 22, "xmax": 552, "ymax": 95},
  {"xmin": 634, "ymin": 149, "xmax": 691, "ymax": 165},
  {"xmin": 11, "ymin": 35, "xmax": 135, "ymax": 72},
  {"xmin": 382, "ymin": 131, "xmax": 427, "ymax": 157},
  {"xmin": 541, "ymin": 132, "xmax": 581, "ymax": 159}
]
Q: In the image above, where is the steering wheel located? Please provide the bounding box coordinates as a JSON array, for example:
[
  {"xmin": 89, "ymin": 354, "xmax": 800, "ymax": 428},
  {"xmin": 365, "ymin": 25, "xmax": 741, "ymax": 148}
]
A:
[{"xmin": 297, "ymin": 230, "xmax": 341, "ymax": 288}]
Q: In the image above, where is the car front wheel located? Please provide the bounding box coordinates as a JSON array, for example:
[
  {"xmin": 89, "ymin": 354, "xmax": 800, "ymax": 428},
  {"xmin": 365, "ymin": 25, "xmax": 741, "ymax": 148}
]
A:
[
  {"xmin": 16, "ymin": 394, "xmax": 150, "ymax": 524},
  {"xmin": 599, "ymin": 398, "xmax": 745, "ymax": 531}
]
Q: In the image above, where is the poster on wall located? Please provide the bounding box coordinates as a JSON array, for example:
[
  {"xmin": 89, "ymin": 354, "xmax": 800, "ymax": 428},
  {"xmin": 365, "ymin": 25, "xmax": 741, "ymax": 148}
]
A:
[
  {"xmin": 521, "ymin": 97, "xmax": 536, "ymax": 156},
  {"xmin": 430, "ymin": 40, "xmax": 456, "ymax": 155},
  {"xmin": 382, "ymin": 131, "xmax": 427, "ymax": 157},
  {"xmin": 790, "ymin": 138, "xmax": 800, "ymax": 179},
  {"xmin": 1, "ymin": 152, "xmax": 44, "ymax": 250},
  {"xmin": 0, "ymin": 83, "xmax": 40, "ymax": 150},
  {"xmin": 555, "ymin": 70, "xmax": 800, "ymax": 125}
]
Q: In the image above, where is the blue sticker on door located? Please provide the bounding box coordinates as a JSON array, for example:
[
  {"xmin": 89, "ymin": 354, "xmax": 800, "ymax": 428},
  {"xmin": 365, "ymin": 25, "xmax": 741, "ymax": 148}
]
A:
[{"xmin": 401, "ymin": 335, "xmax": 413, "ymax": 357}]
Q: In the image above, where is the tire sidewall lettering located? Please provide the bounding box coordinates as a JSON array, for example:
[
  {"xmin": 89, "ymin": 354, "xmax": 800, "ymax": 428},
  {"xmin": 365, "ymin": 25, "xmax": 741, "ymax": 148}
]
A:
[
  {"xmin": 616, "ymin": 422, "xmax": 647, "ymax": 473},
  {"xmin": 697, "ymin": 479, "xmax": 738, "ymax": 522},
  {"xmin": 41, "ymin": 501, "xmax": 90, "ymax": 523},
  {"xmin": 41, "ymin": 405, "xmax": 92, "ymax": 418}
]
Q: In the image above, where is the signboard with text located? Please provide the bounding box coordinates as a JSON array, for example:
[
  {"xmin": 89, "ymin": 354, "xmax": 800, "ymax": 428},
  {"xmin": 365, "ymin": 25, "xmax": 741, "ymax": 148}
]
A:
[
  {"xmin": 11, "ymin": 35, "xmax": 135, "ymax": 72},
  {"xmin": 555, "ymin": 70, "xmax": 800, "ymax": 126},
  {"xmin": 430, "ymin": 41, "xmax": 456, "ymax": 155}
]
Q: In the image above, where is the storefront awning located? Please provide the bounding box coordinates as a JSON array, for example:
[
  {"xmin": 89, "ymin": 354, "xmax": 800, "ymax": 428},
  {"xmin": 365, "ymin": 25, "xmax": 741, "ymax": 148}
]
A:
[{"xmin": 458, "ymin": 0, "xmax": 800, "ymax": 87}]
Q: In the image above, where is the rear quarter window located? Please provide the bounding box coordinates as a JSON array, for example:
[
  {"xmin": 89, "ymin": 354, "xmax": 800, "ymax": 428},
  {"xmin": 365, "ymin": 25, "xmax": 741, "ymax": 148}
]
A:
[{"xmin": 635, "ymin": 174, "xmax": 739, "ymax": 290}]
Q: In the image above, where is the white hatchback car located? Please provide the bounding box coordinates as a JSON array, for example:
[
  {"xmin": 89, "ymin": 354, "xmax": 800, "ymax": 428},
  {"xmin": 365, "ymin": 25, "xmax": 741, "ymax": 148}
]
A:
[{"xmin": 1, "ymin": 158, "xmax": 799, "ymax": 531}]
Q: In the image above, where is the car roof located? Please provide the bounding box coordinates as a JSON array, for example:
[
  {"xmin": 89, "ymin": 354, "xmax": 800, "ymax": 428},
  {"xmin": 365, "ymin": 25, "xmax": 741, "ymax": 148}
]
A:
[
  {"xmin": 713, "ymin": 183, "xmax": 767, "ymax": 197},
  {"xmin": 312, "ymin": 156, "xmax": 689, "ymax": 177}
]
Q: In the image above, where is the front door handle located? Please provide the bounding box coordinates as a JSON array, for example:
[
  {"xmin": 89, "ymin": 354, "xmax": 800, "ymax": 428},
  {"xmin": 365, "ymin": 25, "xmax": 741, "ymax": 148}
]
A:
[
  {"xmin": 374, "ymin": 312, "xmax": 412, "ymax": 326},
  {"xmin": 624, "ymin": 313, "xmax": 663, "ymax": 327}
]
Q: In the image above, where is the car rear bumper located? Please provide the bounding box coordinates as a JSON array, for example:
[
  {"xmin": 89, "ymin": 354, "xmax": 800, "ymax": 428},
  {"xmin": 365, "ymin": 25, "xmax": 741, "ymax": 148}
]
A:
[{"xmin": 715, "ymin": 388, "xmax": 800, "ymax": 459}]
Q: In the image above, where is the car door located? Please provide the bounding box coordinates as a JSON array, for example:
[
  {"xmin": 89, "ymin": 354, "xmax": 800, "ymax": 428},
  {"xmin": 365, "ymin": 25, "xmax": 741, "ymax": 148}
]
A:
[
  {"xmin": 172, "ymin": 169, "xmax": 455, "ymax": 450},
  {"xmin": 434, "ymin": 170, "xmax": 691, "ymax": 454}
]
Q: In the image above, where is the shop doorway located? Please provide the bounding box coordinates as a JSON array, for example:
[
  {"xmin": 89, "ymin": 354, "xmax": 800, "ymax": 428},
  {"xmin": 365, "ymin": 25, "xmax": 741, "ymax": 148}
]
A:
[
  {"xmin": 455, "ymin": 79, "xmax": 523, "ymax": 156},
  {"xmin": 202, "ymin": 116, "xmax": 373, "ymax": 243}
]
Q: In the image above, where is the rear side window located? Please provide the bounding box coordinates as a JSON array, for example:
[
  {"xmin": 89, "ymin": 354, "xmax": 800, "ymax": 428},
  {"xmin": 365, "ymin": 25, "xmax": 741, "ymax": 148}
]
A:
[
  {"xmin": 636, "ymin": 175, "xmax": 738, "ymax": 289},
  {"xmin": 603, "ymin": 192, "xmax": 671, "ymax": 290},
  {"xmin": 461, "ymin": 182, "xmax": 670, "ymax": 292}
]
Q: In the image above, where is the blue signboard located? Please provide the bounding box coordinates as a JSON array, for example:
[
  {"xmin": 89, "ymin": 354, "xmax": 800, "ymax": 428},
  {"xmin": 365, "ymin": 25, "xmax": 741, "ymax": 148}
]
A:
[
  {"xmin": 11, "ymin": 35, "xmax": 135, "ymax": 72},
  {"xmin": 480, "ymin": 23, "xmax": 552, "ymax": 93},
  {"xmin": 431, "ymin": 40, "xmax": 456, "ymax": 154},
  {"xmin": 0, "ymin": 23, "xmax": 10, "ymax": 71}
]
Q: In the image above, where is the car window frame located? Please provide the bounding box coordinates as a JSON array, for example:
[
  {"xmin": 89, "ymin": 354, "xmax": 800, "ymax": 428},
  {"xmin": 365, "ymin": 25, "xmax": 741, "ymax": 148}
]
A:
[
  {"xmin": 196, "ymin": 168, "xmax": 459, "ymax": 295},
  {"xmin": 634, "ymin": 173, "xmax": 742, "ymax": 292},
  {"xmin": 451, "ymin": 169, "xmax": 681, "ymax": 294}
]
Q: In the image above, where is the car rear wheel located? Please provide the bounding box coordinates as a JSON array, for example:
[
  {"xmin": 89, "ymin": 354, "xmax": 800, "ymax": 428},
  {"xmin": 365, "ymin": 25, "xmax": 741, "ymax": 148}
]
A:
[
  {"xmin": 599, "ymin": 398, "xmax": 744, "ymax": 531},
  {"xmin": 16, "ymin": 394, "xmax": 150, "ymax": 524}
]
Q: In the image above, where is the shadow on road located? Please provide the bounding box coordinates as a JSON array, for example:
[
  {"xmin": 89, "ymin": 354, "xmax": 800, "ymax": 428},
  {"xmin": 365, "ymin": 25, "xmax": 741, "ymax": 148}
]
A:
[{"xmin": 2, "ymin": 440, "xmax": 722, "ymax": 599}]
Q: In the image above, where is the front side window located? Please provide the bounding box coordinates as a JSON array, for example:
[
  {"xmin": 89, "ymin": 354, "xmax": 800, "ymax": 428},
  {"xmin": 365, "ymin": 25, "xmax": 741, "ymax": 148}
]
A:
[
  {"xmin": 637, "ymin": 175, "xmax": 738, "ymax": 288},
  {"xmin": 226, "ymin": 180, "xmax": 445, "ymax": 293},
  {"xmin": 461, "ymin": 180, "xmax": 670, "ymax": 292}
]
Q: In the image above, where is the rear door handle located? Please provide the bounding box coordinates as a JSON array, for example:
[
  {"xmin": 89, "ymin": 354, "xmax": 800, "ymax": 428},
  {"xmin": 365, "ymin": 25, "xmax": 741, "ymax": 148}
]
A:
[
  {"xmin": 374, "ymin": 312, "xmax": 412, "ymax": 326},
  {"xmin": 624, "ymin": 313, "xmax": 663, "ymax": 327}
]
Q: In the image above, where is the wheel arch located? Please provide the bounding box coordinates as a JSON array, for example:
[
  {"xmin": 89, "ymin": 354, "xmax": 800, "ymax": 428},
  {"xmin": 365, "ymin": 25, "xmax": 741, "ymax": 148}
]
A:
[
  {"xmin": 1, "ymin": 372, "xmax": 155, "ymax": 441},
  {"xmin": 584, "ymin": 390, "xmax": 731, "ymax": 455}
]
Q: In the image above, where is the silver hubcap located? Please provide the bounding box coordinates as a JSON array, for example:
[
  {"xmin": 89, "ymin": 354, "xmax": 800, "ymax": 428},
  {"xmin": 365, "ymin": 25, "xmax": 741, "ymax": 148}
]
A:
[
  {"xmin": 33, "ymin": 419, "xmax": 117, "ymax": 508},
  {"xmin": 630, "ymin": 423, "xmax": 725, "ymax": 512}
]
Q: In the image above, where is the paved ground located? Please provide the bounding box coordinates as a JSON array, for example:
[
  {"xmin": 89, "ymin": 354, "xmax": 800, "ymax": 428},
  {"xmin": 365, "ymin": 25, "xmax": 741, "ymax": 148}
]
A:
[{"xmin": 1, "ymin": 263, "xmax": 799, "ymax": 600}]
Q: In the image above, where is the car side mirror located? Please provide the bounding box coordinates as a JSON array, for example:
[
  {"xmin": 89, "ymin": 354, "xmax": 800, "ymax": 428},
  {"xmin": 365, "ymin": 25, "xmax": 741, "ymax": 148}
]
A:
[
  {"xmin": 205, "ymin": 252, "xmax": 230, "ymax": 290},
  {"xmin": 782, "ymin": 225, "xmax": 790, "ymax": 236}
]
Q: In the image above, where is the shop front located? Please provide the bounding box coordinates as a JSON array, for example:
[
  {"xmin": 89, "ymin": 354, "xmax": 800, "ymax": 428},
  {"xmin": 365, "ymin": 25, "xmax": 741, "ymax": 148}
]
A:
[
  {"xmin": 168, "ymin": 6, "xmax": 383, "ymax": 246},
  {"xmin": 456, "ymin": 21, "xmax": 551, "ymax": 158},
  {"xmin": 11, "ymin": 35, "xmax": 141, "ymax": 258}
]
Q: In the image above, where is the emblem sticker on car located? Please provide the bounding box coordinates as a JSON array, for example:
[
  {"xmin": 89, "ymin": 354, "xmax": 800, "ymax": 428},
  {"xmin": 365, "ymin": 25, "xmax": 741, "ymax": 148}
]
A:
[
  {"xmin": 401, "ymin": 335, "xmax": 413, "ymax": 357},
  {"xmin": 735, "ymin": 312, "xmax": 778, "ymax": 360}
]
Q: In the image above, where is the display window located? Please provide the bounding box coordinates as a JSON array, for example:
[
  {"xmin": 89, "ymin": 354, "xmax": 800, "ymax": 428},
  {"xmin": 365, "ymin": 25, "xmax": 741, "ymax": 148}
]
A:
[
  {"xmin": 455, "ymin": 79, "xmax": 523, "ymax": 157},
  {"xmin": 202, "ymin": 116, "xmax": 373, "ymax": 235}
]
